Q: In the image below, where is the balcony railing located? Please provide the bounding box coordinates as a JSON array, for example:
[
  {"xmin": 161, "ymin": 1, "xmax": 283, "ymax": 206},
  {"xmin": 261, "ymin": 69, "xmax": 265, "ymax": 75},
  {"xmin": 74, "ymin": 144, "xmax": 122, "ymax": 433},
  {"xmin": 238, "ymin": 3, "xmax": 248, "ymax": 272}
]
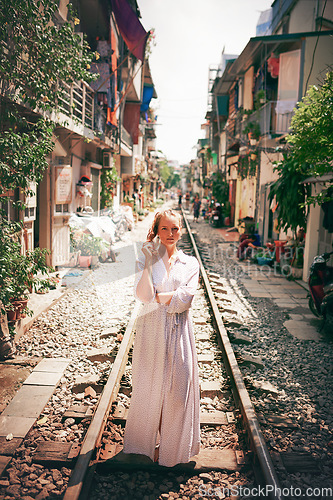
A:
[
  {"xmin": 121, "ymin": 126, "xmax": 133, "ymax": 149},
  {"xmin": 1, "ymin": 75, "xmax": 123, "ymax": 148},
  {"xmin": 58, "ymin": 80, "xmax": 94, "ymax": 129},
  {"xmin": 240, "ymin": 100, "xmax": 295, "ymax": 139},
  {"xmin": 275, "ymin": 103, "xmax": 294, "ymax": 135},
  {"xmin": 58, "ymin": 81, "xmax": 121, "ymax": 149}
]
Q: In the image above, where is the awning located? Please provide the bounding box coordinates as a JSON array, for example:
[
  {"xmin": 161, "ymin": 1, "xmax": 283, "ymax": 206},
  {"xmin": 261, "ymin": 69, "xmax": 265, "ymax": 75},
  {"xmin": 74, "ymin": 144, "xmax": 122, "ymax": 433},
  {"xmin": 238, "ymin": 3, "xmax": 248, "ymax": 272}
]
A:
[
  {"xmin": 143, "ymin": 60, "xmax": 157, "ymax": 98},
  {"xmin": 301, "ymin": 173, "xmax": 333, "ymax": 184},
  {"xmin": 198, "ymin": 138, "xmax": 209, "ymax": 148},
  {"xmin": 217, "ymin": 95, "xmax": 229, "ymax": 116},
  {"xmin": 110, "ymin": 0, "xmax": 149, "ymax": 61},
  {"xmin": 123, "ymin": 103, "xmax": 141, "ymax": 144},
  {"xmin": 140, "ymin": 85, "xmax": 154, "ymax": 112}
]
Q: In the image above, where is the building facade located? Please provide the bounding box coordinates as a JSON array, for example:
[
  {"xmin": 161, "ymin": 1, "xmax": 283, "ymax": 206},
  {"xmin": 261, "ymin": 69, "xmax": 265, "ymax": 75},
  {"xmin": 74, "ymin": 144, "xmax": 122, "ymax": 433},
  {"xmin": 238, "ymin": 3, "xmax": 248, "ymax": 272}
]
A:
[
  {"xmin": 205, "ymin": 0, "xmax": 333, "ymax": 279},
  {"xmin": 1, "ymin": 0, "xmax": 157, "ymax": 267}
]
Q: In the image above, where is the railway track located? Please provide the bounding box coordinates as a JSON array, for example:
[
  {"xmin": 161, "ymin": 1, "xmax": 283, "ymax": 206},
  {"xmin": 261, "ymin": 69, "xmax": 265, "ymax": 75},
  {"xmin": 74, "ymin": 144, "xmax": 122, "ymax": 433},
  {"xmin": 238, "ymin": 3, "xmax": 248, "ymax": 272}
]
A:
[
  {"xmin": 0, "ymin": 207, "xmax": 287, "ymax": 500},
  {"xmin": 62, "ymin": 209, "xmax": 284, "ymax": 500}
]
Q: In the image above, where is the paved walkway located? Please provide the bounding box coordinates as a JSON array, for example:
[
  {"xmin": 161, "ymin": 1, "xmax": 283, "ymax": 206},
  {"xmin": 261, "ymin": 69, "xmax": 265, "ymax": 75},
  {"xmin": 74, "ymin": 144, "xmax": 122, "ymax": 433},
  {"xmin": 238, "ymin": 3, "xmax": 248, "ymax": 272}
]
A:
[{"xmin": 236, "ymin": 261, "xmax": 323, "ymax": 341}]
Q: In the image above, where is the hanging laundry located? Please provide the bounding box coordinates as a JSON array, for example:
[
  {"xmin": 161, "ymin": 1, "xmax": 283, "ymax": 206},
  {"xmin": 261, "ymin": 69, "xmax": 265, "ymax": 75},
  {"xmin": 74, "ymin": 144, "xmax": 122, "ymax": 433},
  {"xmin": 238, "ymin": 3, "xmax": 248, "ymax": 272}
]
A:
[
  {"xmin": 267, "ymin": 55, "xmax": 280, "ymax": 78},
  {"xmin": 107, "ymin": 27, "xmax": 118, "ymax": 127},
  {"xmin": 90, "ymin": 63, "xmax": 110, "ymax": 92}
]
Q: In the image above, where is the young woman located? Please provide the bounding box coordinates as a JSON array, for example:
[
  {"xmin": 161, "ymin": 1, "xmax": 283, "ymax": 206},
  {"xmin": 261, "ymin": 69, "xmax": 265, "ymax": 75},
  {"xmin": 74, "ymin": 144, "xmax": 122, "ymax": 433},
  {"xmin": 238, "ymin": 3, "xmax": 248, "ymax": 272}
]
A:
[{"xmin": 123, "ymin": 209, "xmax": 200, "ymax": 467}]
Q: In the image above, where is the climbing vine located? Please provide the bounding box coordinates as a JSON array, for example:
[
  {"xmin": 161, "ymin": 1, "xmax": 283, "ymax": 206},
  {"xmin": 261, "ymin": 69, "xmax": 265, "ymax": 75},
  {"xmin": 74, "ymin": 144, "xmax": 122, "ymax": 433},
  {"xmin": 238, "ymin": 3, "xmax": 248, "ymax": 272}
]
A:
[
  {"xmin": 101, "ymin": 166, "xmax": 121, "ymax": 208},
  {"xmin": 211, "ymin": 171, "xmax": 229, "ymax": 205},
  {"xmin": 237, "ymin": 153, "xmax": 257, "ymax": 180}
]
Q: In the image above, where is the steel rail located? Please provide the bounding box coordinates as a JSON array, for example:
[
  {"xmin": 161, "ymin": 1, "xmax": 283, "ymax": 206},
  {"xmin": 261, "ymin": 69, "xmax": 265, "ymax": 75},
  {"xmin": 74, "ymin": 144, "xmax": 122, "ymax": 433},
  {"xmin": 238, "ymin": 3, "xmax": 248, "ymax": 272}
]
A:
[
  {"xmin": 182, "ymin": 210, "xmax": 284, "ymax": 500},
  {"xmin": 63, "ymin": 301, "xmax": 141, "ymax": 500}
]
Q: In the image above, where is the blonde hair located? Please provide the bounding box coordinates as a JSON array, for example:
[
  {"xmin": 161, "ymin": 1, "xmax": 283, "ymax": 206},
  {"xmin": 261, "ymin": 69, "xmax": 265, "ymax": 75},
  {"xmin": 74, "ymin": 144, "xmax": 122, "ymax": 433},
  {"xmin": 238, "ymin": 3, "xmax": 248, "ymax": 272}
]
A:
[{"xmin": 147, "ymin": 209, "xmax": 182, "ymax": 242}]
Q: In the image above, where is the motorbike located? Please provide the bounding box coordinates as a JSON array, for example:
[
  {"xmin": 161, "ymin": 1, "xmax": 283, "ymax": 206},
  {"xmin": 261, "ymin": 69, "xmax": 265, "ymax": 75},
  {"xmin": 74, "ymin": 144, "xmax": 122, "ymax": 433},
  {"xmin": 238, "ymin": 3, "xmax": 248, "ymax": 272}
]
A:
[
  {"xmin": 308, "ymin": 248, "xmax": 333, "ymax": 325},
  {"xmin": 210, "ymin": 204, "xmax": 224, "ymax": 228}
]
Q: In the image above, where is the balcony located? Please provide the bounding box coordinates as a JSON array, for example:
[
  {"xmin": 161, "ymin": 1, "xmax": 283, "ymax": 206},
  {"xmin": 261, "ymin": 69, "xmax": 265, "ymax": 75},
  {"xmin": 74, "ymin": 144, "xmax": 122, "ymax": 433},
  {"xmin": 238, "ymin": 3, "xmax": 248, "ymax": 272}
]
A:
[
  {"xmin": 274, "ymin": 100, "xmax": 295, "ymax": 135},
  {"xmin": 1, "ymin": 76, "xmax": 98, "ymax": 138},
  {"xmin": 121, "ymin": 126, "xmax": 133, "ymax": 149},
  {"xmin": 240, "ymin": 100, "xmax": 295, "ymax": 140},
  {"xmin": 58, "ymin": 80, "xmax": 94, "ymax": 130},
  {"xmin": 57, "ymin": 81, "xmax": 120, "ymax": 149}
]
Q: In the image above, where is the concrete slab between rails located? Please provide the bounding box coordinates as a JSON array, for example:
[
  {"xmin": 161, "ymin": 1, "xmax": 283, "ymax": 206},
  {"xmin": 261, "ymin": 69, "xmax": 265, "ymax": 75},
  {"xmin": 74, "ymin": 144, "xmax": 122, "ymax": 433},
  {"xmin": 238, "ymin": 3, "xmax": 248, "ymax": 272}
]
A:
[
  {"xmin": 98, "ymin": 449, "xmax": 242, "ymax": 474},
  {"xmin": 0, "ymin": 358, "xmax": 70, "ymax": 440},
  {"xmin": 1, "ymin": 385, "xmax": 55, "ymax": 418},
  {"xmin": 0, "ymin": 456, "xmax": 12, "ymax": 477},
  {"xmin": 0, "ymin": 416, "xmax": 36, "ymax": 438}
]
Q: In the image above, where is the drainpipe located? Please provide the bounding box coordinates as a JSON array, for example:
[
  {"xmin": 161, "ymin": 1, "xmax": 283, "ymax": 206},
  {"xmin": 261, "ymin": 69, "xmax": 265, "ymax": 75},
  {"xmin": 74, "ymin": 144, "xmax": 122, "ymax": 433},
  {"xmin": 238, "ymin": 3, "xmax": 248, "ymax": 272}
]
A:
[
  {"xmin": 315, "ymin": 0, "xmax": 320, "ymax": 30},
  {"xmin": 299, "ymin": 38, "xmax": 306, "ymax": 97},
  {"xmin": 254, "ymin": 150, "xmax": 261, "ymax": 236},
  {"xmin": 49, "ymin": 161, "xmax": 53, "ymax": 267},
  {"xmin": 262, "ymin": 184, "xmax": 267, "ymax": 245},
  {"xmin": 215, "ymin": 94, "xmax": 221, "ymax": 170}
]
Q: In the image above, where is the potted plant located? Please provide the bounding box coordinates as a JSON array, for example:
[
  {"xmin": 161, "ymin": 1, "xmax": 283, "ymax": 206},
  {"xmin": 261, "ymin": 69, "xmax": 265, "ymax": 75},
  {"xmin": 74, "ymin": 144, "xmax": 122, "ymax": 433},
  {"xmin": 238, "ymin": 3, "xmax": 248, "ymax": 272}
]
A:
[
  {"xmin": 255, "ymin": 90, "xmax": 266, "ymax": 110},
  {"xmin": 0, "ymin": 221, "xmax": 53, "ymax": 322},
  {"xmin": 241, "ymin": 108, "xmax": 254, "ymax": 122},
  {"xmin": 243, "ymin": 121, "xmax": 261, "ymax": 144},
  {"xmin": 75, "ymin": 233, "xmax": 107, "ymax": 267}
]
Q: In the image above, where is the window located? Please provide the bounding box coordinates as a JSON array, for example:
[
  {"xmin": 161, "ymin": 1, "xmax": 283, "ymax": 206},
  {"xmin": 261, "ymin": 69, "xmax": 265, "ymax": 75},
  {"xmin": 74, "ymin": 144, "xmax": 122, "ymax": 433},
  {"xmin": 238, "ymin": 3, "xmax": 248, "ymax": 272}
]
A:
[
  {"xmin": 24, "ymin": 207, "xmax": 36, "ymax": 220},
  {"xmin": 55, "ymin": 204, "xmax": 69, "ymax": 214}
]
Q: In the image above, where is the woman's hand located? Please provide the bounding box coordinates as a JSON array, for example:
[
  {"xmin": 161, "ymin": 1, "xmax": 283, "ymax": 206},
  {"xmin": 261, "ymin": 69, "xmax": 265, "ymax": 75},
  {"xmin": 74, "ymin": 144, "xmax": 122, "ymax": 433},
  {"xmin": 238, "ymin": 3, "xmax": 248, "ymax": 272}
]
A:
[
  {"xmin": 155, "ymin": 291, "xmax": 173, "ymax": 305},
  {"xmin": 142, "ymin": 239, "xmax": 159, "ymax": 262},
  {"xmin": 136, "ymin": 240, "xmax": 159, "ymax": 302}
]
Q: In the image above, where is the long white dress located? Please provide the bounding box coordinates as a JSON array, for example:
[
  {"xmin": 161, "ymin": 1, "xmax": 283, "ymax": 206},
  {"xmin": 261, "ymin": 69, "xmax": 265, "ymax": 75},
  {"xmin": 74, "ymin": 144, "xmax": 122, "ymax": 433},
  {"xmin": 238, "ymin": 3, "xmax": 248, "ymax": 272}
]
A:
[{"xmin": 123, "ymin": 249, "xmax": 200, "ymax": 467}]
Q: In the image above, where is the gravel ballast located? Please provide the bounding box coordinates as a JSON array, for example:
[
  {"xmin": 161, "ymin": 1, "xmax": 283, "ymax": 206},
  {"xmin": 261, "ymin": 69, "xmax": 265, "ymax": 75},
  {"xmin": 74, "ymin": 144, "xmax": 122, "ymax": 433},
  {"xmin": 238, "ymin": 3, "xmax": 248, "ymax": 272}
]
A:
[{"xmin": 1, "ymin": 206, "xmax": 332, "ymax": 499}]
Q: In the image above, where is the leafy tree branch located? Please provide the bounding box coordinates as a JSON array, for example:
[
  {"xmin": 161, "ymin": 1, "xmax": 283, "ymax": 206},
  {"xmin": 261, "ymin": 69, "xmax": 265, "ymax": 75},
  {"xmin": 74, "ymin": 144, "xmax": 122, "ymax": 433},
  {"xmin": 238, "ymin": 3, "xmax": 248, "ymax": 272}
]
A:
[{"xmin": 269, "ymin": 70, "xmax": 333, "ymax": 233}]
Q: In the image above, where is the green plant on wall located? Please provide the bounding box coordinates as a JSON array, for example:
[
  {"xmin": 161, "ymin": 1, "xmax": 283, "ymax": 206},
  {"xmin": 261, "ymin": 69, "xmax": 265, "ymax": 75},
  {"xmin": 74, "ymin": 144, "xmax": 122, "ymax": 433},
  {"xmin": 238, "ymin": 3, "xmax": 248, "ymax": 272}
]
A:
[
  {"xmin": 239, "ymin": 108, "xmax": 254, "ymax": 118},
  {"xmin": 211, "ymin": 171, "xmax": 228, "ymax": 204},
  {"xmin": 0, "ymin": 0, "xmax": 97, "ymax": 320},
  {"xmin": 100, "ymin": 166, "xmax": 121, "ymax": 208},
  {"xmin": 0, "ymin": 219, "xmax": 53, "ymax": 317},
  {"xmin": 254, "ymin": 90, "xmax": 266, "ymax": 110},
  {"xmin": 0, "ymin": 0, "xmax": 97, "ymax": 202},
  {"xmin": 237, "ymin": 154, "xmax": 257, "ymax": 180},
  {"xmin": 211, "ymin": 171, "xmax": 230, "ymax": 217},
  {"xmin": 287, "ymin": 70, "xmax": 333, "ymax": 206},
  {"xmin": 204, "ymin": 147, "xmax": 212, "ymax": 162},
  {"xmin": 268, "ymin": 70, "xmax": 333, "ymax": 234}
]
